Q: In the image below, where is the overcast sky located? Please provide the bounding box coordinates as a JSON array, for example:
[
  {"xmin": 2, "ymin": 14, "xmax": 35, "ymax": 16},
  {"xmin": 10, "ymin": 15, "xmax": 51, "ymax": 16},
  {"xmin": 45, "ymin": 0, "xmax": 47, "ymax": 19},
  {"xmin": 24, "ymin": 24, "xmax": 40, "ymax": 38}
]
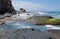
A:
[{"xmin": 12, "ymin": 0, "xmax": 60, "ymax": 11}]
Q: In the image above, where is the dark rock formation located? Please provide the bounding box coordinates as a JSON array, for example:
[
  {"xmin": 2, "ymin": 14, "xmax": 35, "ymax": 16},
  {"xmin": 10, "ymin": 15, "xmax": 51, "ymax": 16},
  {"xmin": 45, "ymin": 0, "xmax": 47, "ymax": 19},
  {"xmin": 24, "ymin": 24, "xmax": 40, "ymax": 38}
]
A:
[
  {"xmin": 0, "ymin": 0, "xmax": 16, "ymax": 15},
  {"xmin": 20, "ymin": 8, "xmax": 26, "ymax": 12}
]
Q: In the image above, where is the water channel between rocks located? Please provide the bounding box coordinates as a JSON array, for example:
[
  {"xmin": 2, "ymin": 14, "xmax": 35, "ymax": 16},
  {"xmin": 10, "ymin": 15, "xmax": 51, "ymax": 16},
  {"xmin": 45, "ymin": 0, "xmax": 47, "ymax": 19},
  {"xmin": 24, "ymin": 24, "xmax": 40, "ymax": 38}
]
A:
[{"xmin": 0, "ymin": 21, "xmax": 60, "ymax": 31}]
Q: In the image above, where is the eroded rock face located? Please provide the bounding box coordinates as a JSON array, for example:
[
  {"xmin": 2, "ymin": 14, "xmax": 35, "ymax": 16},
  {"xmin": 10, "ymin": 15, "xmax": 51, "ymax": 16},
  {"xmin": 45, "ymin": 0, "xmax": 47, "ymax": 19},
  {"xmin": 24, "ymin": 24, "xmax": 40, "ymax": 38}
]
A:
[{"xmin": 0, "ymin": 0, "xmax": 16, "ymax": 15}]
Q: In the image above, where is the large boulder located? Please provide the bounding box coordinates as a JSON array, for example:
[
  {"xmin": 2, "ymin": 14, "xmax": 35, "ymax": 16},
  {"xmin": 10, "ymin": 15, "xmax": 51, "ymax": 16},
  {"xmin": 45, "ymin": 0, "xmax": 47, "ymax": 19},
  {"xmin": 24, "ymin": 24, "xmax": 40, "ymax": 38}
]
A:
[{"xmin": 0, "ymin": 0, "xmax": 16, "ymax": 15}]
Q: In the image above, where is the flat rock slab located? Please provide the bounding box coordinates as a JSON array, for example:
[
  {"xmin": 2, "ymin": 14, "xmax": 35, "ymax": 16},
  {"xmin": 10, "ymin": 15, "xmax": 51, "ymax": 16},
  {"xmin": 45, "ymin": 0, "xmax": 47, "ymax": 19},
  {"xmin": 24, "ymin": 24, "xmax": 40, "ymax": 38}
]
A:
[
  {"xmin": 47, "ymin": 29, "xmax": 60, "ymax": 39},
  {"xmin": 0, "ymin": 28, "xmax": 57, "ymax": 39}
]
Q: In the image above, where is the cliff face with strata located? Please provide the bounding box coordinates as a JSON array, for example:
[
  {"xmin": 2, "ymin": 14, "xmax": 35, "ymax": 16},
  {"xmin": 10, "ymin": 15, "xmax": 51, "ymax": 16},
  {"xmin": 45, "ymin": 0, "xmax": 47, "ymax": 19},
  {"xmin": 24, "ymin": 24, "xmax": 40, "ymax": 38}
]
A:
[{"xmin": 0, "ymin": 0, "xmax": 16, "ymax": 14}]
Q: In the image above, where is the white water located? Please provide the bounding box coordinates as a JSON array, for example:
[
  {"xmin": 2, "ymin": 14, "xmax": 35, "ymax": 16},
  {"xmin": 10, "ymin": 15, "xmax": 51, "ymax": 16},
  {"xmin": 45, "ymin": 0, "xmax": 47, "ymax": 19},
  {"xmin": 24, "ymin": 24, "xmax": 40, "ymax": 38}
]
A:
[{"xmin": 45, "ymin": 25, "xmax": 60, "ymax": 30}]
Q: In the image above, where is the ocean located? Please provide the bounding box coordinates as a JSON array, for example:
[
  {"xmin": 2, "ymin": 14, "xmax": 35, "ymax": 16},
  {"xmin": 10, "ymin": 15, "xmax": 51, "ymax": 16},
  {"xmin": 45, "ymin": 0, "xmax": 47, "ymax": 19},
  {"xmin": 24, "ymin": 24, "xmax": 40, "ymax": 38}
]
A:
[{"xmin": 41, "ymin": 11, "xmax": 60, "ymax": 19}]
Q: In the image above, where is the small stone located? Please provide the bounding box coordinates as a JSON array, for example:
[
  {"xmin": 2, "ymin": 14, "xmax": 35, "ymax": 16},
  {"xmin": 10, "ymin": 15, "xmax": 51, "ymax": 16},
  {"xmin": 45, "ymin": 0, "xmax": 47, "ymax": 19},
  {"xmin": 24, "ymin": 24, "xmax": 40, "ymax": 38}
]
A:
[
  {"xmin": 49, "ymin": 37, "xmax": 52, "ymax": 39},
  {"xmin": 31, "ymin": 29, "xmax": 35, "ymax": 31}
]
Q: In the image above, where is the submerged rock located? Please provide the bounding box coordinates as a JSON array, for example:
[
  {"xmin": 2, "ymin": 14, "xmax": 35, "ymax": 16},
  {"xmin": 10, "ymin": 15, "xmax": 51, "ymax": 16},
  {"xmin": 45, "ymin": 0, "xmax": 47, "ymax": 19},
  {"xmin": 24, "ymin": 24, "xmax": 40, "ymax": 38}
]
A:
[{"xmin": 0, "ymin": 0, "xmax": 16, "ymax": 15}]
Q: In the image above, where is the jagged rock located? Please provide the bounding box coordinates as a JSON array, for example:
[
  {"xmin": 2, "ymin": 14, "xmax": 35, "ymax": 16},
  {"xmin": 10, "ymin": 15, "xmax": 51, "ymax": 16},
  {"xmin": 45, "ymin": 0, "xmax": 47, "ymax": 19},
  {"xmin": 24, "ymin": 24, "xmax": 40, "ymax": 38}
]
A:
[{"xmin": 0, "ymin": 0, "xmax": 16, "ymax": 15}]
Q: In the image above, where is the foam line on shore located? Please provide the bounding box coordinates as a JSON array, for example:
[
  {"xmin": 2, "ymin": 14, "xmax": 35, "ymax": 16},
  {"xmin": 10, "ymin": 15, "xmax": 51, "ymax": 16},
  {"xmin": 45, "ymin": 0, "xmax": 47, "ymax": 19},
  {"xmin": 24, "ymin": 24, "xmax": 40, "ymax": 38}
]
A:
[{"xmin": 45, "ymin": 25, "xmax": 60, "ymax": 30}]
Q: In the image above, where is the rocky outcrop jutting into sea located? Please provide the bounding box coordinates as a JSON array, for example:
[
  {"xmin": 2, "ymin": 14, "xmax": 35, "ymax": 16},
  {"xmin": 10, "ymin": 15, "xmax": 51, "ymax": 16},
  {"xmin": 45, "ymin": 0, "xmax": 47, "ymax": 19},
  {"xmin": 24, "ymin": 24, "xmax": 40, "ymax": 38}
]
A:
[{"xmin": 0, "ymin": 0, "xmax": 16, "ymax": 14}]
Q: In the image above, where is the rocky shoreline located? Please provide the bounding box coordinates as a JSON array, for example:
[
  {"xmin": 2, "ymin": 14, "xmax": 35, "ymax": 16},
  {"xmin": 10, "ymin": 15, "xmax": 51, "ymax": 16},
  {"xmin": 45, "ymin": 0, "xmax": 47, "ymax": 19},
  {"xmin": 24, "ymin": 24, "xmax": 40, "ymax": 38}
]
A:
[
  {"xmin": 0, "ymin": 0, "xmax": 59, "ymax": 39},
  {"xmin": 0, "ymin": 13, "xmax": 60, "ymax": 25}
]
